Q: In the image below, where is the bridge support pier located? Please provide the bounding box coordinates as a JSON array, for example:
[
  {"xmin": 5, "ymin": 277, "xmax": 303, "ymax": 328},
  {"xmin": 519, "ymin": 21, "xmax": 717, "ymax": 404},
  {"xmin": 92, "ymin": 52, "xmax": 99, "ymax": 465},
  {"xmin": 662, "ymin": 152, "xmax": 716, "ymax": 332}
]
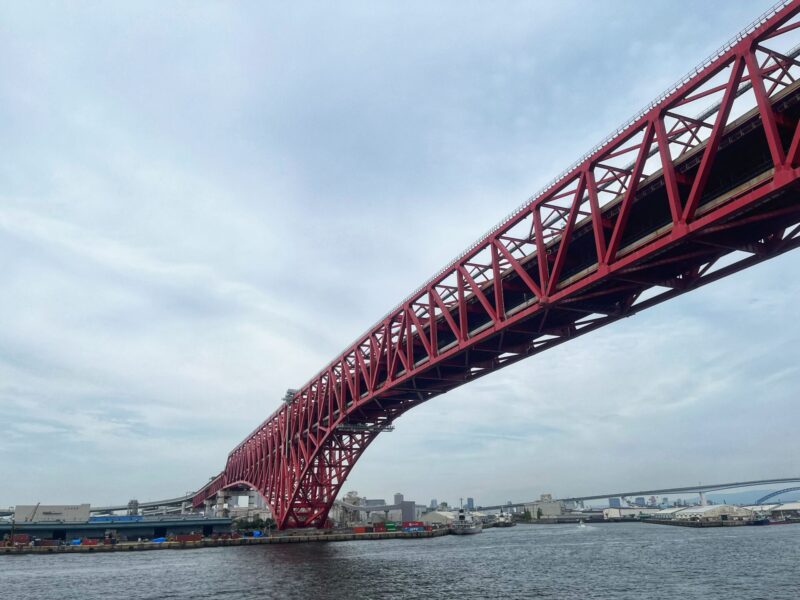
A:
[{"xmin": 216, "ymin": 492, "xmax": 230, "ymax": 517}]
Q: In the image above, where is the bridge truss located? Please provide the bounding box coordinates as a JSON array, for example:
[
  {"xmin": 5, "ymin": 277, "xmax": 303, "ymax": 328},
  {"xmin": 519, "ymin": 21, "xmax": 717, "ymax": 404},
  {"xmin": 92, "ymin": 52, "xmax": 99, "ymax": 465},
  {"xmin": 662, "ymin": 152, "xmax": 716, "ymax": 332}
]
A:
[
  {"xmin": 195, "ymin": 0, "xmax": 800, "ymax": 529},
  {"xmin": 755, "ymin": 486, "xmax": 800, "ymax": 504}
]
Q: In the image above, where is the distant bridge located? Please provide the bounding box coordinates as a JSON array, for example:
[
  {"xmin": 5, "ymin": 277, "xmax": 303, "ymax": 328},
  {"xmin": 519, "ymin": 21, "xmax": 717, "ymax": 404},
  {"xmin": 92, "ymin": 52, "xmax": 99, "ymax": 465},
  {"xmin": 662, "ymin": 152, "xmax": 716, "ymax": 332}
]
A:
[
  {"xmin": 94, "ymin": 495, "xmax": 402, "ymax": 518},
  {"xmin": 92, "ymin": 494, "xmax": 194, "ymax": 515},
  {"xmin": 755, "ymin": 486, "xmax": 800, "ymax": 504},
  {"xmin": 0, "ymin": 497, "xmax": 197, "ymax": 517},
  {"xmin": 477, "ymin": 477, "xmax": 800, "ymax": 510}
]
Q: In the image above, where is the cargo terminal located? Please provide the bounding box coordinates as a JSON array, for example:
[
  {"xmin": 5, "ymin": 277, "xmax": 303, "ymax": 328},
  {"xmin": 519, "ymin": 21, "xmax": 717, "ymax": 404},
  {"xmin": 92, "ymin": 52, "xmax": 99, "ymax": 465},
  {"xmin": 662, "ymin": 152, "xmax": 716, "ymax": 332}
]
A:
[{"xmin": 0, "ymin": 504, "xmax": 231, "ymax": 543}]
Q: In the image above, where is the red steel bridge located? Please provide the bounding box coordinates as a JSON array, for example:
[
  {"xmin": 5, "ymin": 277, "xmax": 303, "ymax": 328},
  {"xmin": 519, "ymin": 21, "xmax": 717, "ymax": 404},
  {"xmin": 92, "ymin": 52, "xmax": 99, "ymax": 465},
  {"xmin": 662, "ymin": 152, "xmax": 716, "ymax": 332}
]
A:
[{"xmin": 194, "ymin": 1, "xmax": 800, "ymax": 529}]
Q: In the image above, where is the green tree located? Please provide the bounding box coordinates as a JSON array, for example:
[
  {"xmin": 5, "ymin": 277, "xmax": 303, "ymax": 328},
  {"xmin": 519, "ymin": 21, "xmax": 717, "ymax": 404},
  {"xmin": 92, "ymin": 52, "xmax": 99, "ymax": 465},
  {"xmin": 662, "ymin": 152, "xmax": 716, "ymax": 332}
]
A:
[
  {"xmin": 233, "ymin": 516, "xmax": 275, "ymax": 532},
  {"xmin": 522, "ymin": 510, "xmax": 532, "ymax": 522},
  {"xmin": 536, "ymin": 507, "xmax": 543, "ymax": 520}
]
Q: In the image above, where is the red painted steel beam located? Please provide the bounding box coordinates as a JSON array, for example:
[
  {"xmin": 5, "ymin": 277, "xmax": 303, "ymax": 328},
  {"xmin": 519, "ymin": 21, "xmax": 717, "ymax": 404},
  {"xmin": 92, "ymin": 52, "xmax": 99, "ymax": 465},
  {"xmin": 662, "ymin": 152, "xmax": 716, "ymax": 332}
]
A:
[{"xmin": 194, "ymin": 1, "xmax": 800, "ymax": 529}]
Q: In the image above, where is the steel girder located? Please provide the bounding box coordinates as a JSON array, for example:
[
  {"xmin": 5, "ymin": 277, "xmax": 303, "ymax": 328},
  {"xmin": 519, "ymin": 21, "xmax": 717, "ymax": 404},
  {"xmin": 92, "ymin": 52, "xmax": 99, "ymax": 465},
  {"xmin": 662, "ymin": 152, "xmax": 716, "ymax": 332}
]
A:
[{"xmin": 194, "ymin": 1, "xmax": 800, "ymax": 528}]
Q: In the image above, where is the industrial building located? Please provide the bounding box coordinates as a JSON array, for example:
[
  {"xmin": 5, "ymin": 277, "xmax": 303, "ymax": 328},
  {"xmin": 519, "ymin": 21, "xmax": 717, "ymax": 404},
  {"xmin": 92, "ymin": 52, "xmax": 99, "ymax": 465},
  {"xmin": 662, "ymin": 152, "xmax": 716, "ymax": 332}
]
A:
[
  {"xmin": 14, "ymin": 504, "xmax": 91, "ymax": 523},
  {"xmin": 651, "ymin": 505, "xmax": 753, "ymax": 522},
  {"xmin": 1, "ymin": 504, "xmax": 230, "ymax": 542},
  {"xmin": 420, "ymin": 510, "xmax": 487, "ymax": 525},
  {"xmin": 1, "ymin": 515, "xmax": 231, "ymax": 541},
  {"xmin": 523, "ymin": 498, "xmax": 564, "ymax": 518},
  {"xmin": 744, "ymin": 502, "xmax": 800, "ymax": 519},
  {"xmin": 651, "ymin": 507, "xmax": 685, "ymax": 520},
  {"xmin": 603, "ymin": 507, "xmax": 661, "ymax": 520}
]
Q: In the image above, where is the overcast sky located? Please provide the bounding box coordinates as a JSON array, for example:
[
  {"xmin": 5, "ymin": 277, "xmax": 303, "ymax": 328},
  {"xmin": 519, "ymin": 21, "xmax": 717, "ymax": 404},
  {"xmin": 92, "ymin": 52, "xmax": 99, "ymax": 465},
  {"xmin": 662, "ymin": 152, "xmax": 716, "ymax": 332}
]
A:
[{"xmin": 2, "ymin": 0, "xmax": 798, "ymax": 508}]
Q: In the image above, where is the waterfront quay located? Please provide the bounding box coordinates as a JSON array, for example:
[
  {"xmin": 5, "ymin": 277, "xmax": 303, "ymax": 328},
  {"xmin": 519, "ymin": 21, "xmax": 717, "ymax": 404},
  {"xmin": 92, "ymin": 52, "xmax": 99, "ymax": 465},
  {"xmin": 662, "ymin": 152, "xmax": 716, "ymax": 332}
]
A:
[
  {"xmin": 1, "ymin": 527, "xmax": 449, "ymax": 556},
  {"xmin": 0, "ymin": 515, "xmax": 232, "ymax": 542},
  {"xmin": 641, "ymin": 518, "xmax": 751, "ymax": 528}
]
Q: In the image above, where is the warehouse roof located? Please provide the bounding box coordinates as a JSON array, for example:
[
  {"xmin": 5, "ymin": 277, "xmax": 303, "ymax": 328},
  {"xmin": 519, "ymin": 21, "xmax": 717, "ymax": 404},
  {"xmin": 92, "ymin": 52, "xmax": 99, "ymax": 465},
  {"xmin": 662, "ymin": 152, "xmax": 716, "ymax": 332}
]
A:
[
  {"xmin": 676, "ymin": 505, "xmax": 752, "ymax": 516},
  {"xmin": 655, "ymin": 507, "xmax": 684, "ymax": 515}
]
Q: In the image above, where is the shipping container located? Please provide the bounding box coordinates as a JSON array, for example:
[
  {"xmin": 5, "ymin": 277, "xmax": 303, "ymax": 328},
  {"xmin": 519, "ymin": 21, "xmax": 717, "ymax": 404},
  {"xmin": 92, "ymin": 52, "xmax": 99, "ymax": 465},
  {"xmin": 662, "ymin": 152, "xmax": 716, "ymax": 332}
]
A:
[
  {"xmin": 402, "ymin": 521, "xmax": 424, "ymax": 528},
  {"xmin": 352, "ymin": 526, "xmax": 367, "ymax": 534},
  {"xmin": 175, "ymin": 534, "xmax": 203, "ymax": 542},
  {"xmin": 11, "ymin": 534, "xmax": 31, "ymax": 544}
]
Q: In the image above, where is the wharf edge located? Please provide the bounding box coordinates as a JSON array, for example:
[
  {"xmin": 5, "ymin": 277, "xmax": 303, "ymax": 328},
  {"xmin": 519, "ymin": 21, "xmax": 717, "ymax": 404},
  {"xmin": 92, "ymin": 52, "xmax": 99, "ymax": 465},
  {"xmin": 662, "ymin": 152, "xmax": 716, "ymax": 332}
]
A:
[{"xmin": 1, "ymin": 528, "xmax": 450, "ymax": 556}]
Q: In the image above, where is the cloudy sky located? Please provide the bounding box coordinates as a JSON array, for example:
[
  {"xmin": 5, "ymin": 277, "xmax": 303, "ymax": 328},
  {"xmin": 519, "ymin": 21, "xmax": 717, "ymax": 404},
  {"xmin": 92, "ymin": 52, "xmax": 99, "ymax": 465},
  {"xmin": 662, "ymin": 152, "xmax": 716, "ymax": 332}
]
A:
[{"xmin": 2, "ymin": 0, "xmax": 798, "ymax": 508}]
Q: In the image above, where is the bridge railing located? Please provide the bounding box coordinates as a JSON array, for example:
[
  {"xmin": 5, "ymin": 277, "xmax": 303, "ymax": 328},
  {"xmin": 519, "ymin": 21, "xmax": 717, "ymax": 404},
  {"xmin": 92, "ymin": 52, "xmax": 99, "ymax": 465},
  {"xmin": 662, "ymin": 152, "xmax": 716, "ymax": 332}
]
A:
[
  {"xmin": 214, "ymin": 1, "xmax": 800, "ymax": 528},
  {"xmin": 226, "ymin": 0, "xmax": 800, "ymax": 461},
  {"xmin": 364, "ymin": 0, "xmax": 795, "ymax": 337}
]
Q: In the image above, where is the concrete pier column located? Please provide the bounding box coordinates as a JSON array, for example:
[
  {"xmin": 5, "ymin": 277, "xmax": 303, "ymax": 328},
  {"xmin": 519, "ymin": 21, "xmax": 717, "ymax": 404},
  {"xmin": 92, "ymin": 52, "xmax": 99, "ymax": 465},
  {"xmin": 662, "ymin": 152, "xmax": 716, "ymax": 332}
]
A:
[
  {"xmin": 216, "ymin": 492, "xmax": 229, "ymax": 517},
  {"xmin": 699, "ymin": 491, "xmax": 707, "ymax": 506}
]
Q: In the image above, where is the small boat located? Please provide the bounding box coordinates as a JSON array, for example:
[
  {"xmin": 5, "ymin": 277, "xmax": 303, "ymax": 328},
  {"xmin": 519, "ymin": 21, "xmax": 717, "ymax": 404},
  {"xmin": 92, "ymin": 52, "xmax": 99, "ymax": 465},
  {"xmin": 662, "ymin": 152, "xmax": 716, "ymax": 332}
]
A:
[
  {"xmin": 748, "ymin": 511, "xmax": 770, "ymax": 526},
  {"xmin": 495, "ymin": 510, "xmax": 516, "ymax": 528},
  {"xmin": 451, "ymin": 509, "xmax": 482, "ymax": 535},
  {"xmin": 767, "ymin": 516, "xmax": 800, "ymax": 525},
  {"xmin": 577, "ymin": 520, "xmax": 587, "ymax": 528}
]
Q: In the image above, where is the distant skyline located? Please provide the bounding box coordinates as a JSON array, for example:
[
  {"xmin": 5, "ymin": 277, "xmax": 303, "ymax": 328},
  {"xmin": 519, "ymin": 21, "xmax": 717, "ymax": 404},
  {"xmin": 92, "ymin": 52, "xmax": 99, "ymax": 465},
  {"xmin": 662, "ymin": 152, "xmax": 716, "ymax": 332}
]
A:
[{"xmin": 1, "ymin": 0, "xmax": 798, "ymax": 507}]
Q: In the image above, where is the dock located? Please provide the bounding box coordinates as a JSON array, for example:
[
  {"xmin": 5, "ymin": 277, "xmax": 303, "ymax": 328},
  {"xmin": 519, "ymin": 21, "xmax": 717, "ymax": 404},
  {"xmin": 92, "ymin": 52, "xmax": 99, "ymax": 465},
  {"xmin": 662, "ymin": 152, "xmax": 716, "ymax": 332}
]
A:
[{"xmin": 1, "ymin": 528, "xmax": 450, "ymax": 555}]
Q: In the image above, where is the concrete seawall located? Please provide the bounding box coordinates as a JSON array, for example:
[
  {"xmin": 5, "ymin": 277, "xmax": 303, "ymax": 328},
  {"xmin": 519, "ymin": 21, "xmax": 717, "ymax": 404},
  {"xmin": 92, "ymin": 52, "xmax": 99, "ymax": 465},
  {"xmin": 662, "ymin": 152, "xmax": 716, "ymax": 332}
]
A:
[{"xmin": 1, "ymin": 528, "xmax": 450, "ymax": 556}]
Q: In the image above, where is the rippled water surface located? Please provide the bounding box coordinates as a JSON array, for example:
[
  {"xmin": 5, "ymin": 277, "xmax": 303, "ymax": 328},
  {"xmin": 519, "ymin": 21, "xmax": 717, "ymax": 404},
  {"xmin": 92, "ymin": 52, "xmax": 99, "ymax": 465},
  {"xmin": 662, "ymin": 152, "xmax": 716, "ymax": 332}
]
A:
[{"xmin": 2, "ymin": 523, "xmax": 799, "ymax": 599}]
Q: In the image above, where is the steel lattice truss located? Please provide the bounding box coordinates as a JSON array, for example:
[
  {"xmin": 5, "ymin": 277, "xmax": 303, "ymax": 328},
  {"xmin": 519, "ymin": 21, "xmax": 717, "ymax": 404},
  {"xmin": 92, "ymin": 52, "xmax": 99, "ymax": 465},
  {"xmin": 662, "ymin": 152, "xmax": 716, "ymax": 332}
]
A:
[{"xmin": 195, "ymin": 1, "xmax": 800, "ymax": 528}]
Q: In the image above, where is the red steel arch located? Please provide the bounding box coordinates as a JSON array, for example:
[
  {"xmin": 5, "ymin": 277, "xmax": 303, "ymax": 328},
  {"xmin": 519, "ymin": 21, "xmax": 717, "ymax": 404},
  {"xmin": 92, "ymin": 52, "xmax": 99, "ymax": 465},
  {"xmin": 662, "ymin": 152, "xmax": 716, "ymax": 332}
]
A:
[{"xmin": 195, "ymin": 1, "xmax": 800, "ymax": 528}]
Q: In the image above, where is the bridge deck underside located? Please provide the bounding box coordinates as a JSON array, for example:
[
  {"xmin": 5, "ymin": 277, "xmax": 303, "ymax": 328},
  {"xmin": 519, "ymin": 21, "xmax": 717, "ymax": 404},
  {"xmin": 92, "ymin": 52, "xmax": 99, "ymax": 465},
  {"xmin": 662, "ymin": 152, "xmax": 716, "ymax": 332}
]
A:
[{"xmin": 195, "ymin": 2, "xmax": 800, "ymax": 529}]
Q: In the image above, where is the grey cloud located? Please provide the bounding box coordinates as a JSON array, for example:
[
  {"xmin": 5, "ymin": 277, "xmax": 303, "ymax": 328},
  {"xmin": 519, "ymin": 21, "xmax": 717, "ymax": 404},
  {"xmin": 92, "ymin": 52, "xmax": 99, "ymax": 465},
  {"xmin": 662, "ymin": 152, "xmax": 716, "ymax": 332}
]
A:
[{"xmin": 1, "ymin": 0, "xmax": 795, "ymax": 506}]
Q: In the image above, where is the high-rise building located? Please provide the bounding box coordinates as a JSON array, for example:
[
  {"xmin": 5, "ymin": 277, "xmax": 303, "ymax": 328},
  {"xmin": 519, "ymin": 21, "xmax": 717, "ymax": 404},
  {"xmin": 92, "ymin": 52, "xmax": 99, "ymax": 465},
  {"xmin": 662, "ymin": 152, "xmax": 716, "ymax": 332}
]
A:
[
  {"xmin": 609, "ymin": 497, "xmax": 622, "ymax": 508},
  {"xmin": 466, "ymin": 497, "xmax": 475, "ymax": 510},
  {"xmin": 400, "ymin": 501, "xmax": 415, "ymax": 522},
  {"xmin": 635, "ymin": 497, "xmax": 646, "ymax": 507},
  {"xmin": 429, "ymin": 499, "xmax": 437, "ymax": 509},
  {"xmin": 394, "ymin": 493, "xmax": 404, "ymax": 506}
]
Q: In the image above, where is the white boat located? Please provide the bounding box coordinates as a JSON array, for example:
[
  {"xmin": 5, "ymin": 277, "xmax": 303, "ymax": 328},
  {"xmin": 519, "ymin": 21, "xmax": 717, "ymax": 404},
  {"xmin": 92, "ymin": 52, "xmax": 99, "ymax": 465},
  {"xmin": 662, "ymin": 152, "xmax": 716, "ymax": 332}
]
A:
[
  {"xmin": 495, "ymin": 510, "xmax": 516, "ymax": 527},
  {"xmin": 451, "ymin": 508, "xmax": 482, "ymax": 535},
  {"xmin": 577, "ymin": 520, "xmax": 587, "ymax": 528}
]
